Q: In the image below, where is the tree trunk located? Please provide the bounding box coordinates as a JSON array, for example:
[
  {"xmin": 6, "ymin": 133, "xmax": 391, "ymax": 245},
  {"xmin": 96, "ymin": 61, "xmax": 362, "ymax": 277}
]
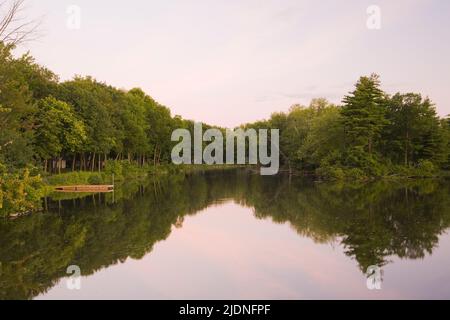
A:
[
  {"xmin": 157, "ymin": 149, "xmax": 162, "ymax": 165},
  {"xmin": 72, "ymin": 154, "xmax": 76, "ymax": 171},
  {"xmin": 405, "ymin": 131, "xmax": 409, "ymax": 166},
  {"xmin": 91, "ymin": 153, "xmax": 96, "ymax": 172}
]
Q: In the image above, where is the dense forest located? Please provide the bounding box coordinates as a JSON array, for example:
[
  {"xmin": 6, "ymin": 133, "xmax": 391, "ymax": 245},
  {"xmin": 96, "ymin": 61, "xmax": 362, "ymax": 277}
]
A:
[
  {"xmin": 0, "ymin": 41, "xmax": 195, "ymax": 172},
  {"xmin": 1, "ymin": 39, "xmax": 450, "ymax": 215},
  {"xmin": 1, "ymin": 41, "xmax": 449, "ymax": 174}
]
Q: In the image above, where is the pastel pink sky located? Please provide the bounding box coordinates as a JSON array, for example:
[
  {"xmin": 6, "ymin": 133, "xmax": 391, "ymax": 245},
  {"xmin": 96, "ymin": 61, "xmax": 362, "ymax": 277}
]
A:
[{"xmin": 15, "ymin": 0, "xmax": 450, "ymax": 127}]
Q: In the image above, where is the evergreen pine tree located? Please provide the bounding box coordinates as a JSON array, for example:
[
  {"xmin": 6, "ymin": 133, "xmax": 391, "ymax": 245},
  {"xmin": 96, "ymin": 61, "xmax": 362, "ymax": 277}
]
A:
[{"xmin": 341, "ymin": 74, "xmax": 388, "ymax": 165}]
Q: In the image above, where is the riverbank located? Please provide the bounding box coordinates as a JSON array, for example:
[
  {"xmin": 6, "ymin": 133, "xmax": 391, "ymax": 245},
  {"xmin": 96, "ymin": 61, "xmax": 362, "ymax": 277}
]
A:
[
  {"xmin": 247, "ymin": 163, "xmax": 449, "ymax": 181},
  {"xmin": 42, "ymin": 163, "xmax": 244, "ymax": 191},
  {"xmin": 280, "ymin": 160, "xmax": 448, "ymax": 181},
  {"xmin": 2, "ymin": 161, "xmax": 449, "ymax": 218}
]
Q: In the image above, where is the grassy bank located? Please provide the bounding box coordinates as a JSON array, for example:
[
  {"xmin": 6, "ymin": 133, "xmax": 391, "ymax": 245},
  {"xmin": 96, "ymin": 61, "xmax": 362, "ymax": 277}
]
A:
[
  {"xmin": 43, "ymin": 163, "xmax": 243, "ymax": 187},
  {"xmin": 309, "ymin": 160, "xmax": 446, "ymax": 181}
]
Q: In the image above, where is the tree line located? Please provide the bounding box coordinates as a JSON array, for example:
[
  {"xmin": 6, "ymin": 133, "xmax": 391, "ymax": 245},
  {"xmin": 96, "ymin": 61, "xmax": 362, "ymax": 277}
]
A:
[
  {"xmin": 1, "ymin": 38, "xmax": 450, "ymax": 180},
  {"xmin": 245, "ymin": 74, "xmax": 450, "ymax": 178},
  {"xmin": 0, "ymin": 41, "xmax": 204, "ymax": 174}
]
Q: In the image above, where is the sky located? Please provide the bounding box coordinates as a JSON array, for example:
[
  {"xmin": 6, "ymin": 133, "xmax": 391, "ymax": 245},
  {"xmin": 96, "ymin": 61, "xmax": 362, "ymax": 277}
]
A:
[{"xmin": 12, "ymin": 0, "xmax": 450, "ymax": 128}]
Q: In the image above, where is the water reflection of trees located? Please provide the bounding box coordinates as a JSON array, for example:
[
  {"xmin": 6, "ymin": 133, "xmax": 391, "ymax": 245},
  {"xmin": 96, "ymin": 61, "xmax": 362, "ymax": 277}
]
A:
[
  {"xmin": 244, "ymin": 177, "xmax": 450, "ymax": 271},
  {"xmin": 1, "ymin": 170, "xmax": 449, "ymax": 299}
]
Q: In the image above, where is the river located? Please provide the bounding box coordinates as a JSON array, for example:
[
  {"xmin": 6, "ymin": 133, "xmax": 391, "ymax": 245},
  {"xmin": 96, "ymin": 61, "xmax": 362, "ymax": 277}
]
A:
[{"xmin": 1, "ymin": 170, "xmax": 450, "ymax": 299}]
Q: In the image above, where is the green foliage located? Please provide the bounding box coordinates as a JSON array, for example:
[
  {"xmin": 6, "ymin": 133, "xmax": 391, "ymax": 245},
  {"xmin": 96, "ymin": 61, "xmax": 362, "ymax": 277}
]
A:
[
  {"xmin": 34, "ymin": 96, "xmax": 86, "ymax": 161},
  {"xmin": 0, "ymin": 42, "xmax": 202, "ymax": 177},
  {"xmin": 445, "ymin": 117, "xmax": 450, "ymax": 169},
  {"xmin": 121, "ymin": 160, "xmax": 139, "ymax": 176},
  {"xmin": 0, "ymin": 161, "xmax": 5, "ymax": 209},
  {"xmin": 0, "ymin": 168, "xmax": 44, "ymax": 217},
  {"xmin": 383, "ymin": 93, "xmax": 445, "ymax": 166},
  {"xmin": 0, "ymin": 43, "xmax": 36, "ymax": 168},
  {"xmin": 1, "ymin": 38, "xmax": 450, "ymax": 190},
  {"xmin": 341, "ymin": 74, "xmax": 388, "ymax": 158},
  {"xmin": 302, "ymin": 105, "xmax": 345, "ymax": 168},
  {"xmin": 87, "ymin": 174, "xmax": 103, "ymax": 185},
  {"xmin": 42, "ymin": 161, "xmax": 152, "ymax": 188},
  {"xmin": 316, "ymin": 166, "xmax": 369, "ymax": 181},
  {"xmin": 44, "ymin": 171, "xmax": 100, "ymax": 186},
  {"xmin": 316, "ymin": 166, "xmax": 345, "ymax": 181},
  {"xmin": 248, "ymin": 99, "xmax": 346, "ymax": 172},
  {"xmin": 246, "ymin": 75, "xmax": 450, "ymax": 180},
  {"xmin": 56, "ymin": 77, "xmax": 119, "ymax": 156},
  {"xmin": 416, "ymin": 160, "xmax": 437, "ymax": 177},
  {"xmin": 103, "ymin": 160, "xmax": 124, "ymax": 181},
  {"xmin": 345, "ymin": 168, "xmax": 367, "ymax": 180}
]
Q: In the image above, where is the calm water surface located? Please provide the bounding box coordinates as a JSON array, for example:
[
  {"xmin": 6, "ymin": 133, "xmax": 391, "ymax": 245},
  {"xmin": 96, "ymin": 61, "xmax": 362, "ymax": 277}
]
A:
[{"xmin": 1, "ymin": 170, "xmax": 450, "ymax": 299}]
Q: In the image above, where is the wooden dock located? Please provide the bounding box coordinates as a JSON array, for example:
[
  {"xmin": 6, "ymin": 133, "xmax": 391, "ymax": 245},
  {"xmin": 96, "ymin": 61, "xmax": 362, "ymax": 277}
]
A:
[{"xmin": 55, "ymin": 185, "xmax": 114, "ymax": 193}]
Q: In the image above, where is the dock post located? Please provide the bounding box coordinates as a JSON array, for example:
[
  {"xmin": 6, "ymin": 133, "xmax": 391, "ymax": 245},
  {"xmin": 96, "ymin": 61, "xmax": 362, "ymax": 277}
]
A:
[{"xmin": 112, "ymin": 173, "xmax": 115, "ymax": 204}]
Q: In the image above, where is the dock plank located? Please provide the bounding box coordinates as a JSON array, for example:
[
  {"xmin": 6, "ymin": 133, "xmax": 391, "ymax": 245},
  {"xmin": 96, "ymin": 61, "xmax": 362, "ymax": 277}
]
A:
[{"xmin": 55, "ymin": 185, "xmax": 114, "ymax": 193}]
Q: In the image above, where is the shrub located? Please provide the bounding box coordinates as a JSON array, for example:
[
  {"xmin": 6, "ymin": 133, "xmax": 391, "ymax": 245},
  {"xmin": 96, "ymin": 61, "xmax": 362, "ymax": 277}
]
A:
[
  {"xmin": 87, "ymin": 174, "xmax": 104, "ymax": 185},
  {"xmin": 416, "ymin": 160, "xmax": 437, "ymax": 177},
  {"xmin": 45, "ymin": 171, "xmax": 92, "ymax": 185},
  {"xmin": 345, "ymin": 168, "xmax": 367, "ymax": 180},
  {"xmin": 387, "ymin": 165, "xmax": 412, "ymax": 177},
  {"xmin": 316, "ymin": 166, "xmax": 345, "ymax": 180},
  {"xmin": 0, "ymin": 168, "xmax": 44, "ymax": 217},
  {"xmin": 104, "ymin": 160, "xmax": 124, "ymax": 181},
  {"xmin": 121, "ymin": 161, "xmax": 141, "ymax": 178}
]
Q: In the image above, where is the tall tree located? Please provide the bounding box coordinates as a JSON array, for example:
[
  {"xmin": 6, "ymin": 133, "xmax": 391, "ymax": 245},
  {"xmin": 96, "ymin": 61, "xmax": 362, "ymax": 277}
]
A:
[
  {"xmin": 445, "ymin": 117, "xmax": 450, "ymax": 169},
  {"xmin": 384, "ymin": 93, "xmax": 444, "ymax": 166},
  {"xmin": 301, "ymin": 104, "xmax": 345, "ymax": 169},
  {"xmin": 0, "ymin": 42, "xmax": 35, "ymax": 167},
  {"xmin": 341, "ymin": 74, "xmax": 388, "ymax": 165},
  {"xmin": 56, "ymin": 77, "xmax": 118, "ymax": 170},
  {"xmin": 34, "ymin": 96, "xmax": 86, "ymax": 172}
]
